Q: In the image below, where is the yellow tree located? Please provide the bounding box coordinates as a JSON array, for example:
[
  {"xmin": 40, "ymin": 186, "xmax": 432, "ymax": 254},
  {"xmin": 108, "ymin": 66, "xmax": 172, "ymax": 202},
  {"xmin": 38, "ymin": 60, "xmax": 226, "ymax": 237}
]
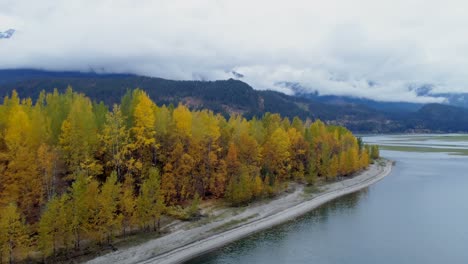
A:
[
  {"xmin": 338, "ymin": 150, "xmax": 348, "ymax": 175},
  {"xmin": 191, "ymin": 111, "xmax": 223, "ymax": 198},
  {"xmin": 100, "ymin": 105, "xmax": 131, "ymax": 180},
  {"xmin": 37, "ymin": 144, "xmax": 58, "ymax": 201},
  {"xmin": 288, "ymin": 128, "xmax": 308, "ymax": 181},
  {"xmin": 165, "ymin": 142, "xmax": 195, "ymax": 202},
  {"xmin": 208, "ymin": 153, "xmax": 227, "ymax": 198},
  {"xmin": 262, "ymin": 127, "xmax": 291, "ymax": 182},
  {"xmin": 131, "ymin": 91, "xmax": 157, "ymax": 179},
  {"xmin": 1, "ymin": 101, "xmax": 42, "ymax": 221},
  {"xmin": 237, "ymin": 129, "xmax": 262, "ymax": 179},
  {"xmin": 173, "ymin": 104, "xmax": 192, "ymax": 139},
  {"xmin": 225, "ymin": 143, "xmax": 241, "ymax": 182},
  {"xmin": 161, "ymin": 161, "xmax": 177, "ymax": 205},
  {"xmin": 328, "ymin": 155, "xmax": 339, "ymax": 180},
  {"xmin": 359, "ymin": 149, "xmax": 370, "ymax": 169},
  {"xmin": 163, "ymin": 142, "xmax": 183, "ymax": 202},
  {"xmin": 317, "ymin": 139, "xmax": 331, "ymax": 177},
  {"xmin": 82, "ymin": 178, "xmax": 100, "ymax": 243}
]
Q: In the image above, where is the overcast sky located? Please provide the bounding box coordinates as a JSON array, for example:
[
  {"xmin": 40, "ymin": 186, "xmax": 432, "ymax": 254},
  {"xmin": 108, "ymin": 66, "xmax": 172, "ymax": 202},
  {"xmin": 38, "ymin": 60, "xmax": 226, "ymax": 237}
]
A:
[{"xmin": 1, "ymin": 0, "xmax": 468, "ymax": 102}]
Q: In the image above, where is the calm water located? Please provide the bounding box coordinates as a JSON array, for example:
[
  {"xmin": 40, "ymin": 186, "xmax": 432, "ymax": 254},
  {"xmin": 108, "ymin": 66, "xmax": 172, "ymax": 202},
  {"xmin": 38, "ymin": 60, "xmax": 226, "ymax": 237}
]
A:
[{"xmin": 186, "ymin": 135, "xmax": 468, "ymax": 264}]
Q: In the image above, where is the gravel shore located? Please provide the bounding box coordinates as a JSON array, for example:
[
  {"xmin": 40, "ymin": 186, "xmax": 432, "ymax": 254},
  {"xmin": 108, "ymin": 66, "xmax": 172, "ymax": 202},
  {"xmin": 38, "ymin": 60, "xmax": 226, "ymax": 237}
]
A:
[{"xmin": 87, "ymin": 159, "xmax": 393, "ymax": 264}]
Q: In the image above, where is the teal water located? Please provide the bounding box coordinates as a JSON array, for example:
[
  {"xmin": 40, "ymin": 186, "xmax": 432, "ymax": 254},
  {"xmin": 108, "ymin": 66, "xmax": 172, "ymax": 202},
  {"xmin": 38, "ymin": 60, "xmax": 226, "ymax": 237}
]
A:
[{"xmin": 186, "ymin": 135, "xmax": 468, "ymax": 264}]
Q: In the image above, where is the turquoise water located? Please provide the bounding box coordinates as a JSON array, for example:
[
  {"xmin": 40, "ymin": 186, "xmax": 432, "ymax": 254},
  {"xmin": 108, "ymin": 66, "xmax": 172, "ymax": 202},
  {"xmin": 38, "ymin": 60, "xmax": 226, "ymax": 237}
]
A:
[{"xmin": 186, "ymin": 135, "xmax": 468, "ymax": 264}]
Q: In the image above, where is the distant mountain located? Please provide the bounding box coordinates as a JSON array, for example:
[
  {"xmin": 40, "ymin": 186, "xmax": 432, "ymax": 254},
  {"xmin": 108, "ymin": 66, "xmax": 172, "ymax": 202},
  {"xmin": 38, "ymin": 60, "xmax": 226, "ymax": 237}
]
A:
[
  {"xmin": 405, "ymin": 103, "xmax": 468, "ymax": 132},
  {"xmin": 0, "ymin": 29, "xmax": 15, "ymax": 39},
  {"xmin": 433, "ymin": 93, "xmax": 468, "ymax": 109},
  {"xmin": 0, "ymin": 69, "xmax": 467, "ymax": 133},
  {"xmin": 297, "ymin": 93, "xmax": 424, "ymax": 114},
  {"xmin": 282, "ymin": 81, "xmax": 468, "ymax": 112}
]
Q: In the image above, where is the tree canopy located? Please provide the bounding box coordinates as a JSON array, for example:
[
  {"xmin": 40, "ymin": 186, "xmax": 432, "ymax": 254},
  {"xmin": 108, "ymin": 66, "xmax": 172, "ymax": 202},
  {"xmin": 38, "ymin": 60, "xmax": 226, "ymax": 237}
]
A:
[{"xmin": 0, "ymin": 88, "xmax": 378, "ymax": 262}]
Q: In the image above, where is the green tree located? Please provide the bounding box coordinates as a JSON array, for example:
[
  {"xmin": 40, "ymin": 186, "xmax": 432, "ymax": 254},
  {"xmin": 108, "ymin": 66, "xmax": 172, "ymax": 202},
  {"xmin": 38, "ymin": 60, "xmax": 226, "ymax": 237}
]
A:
[
  {"xmin": 38, "ymin": 196, "xmax": 61, "ymax": 258},
  {"xmin": 120, "ymin": 175, "xmax": 136, "ymax": 236},
  {"xmin": 59, "ymin": 94, "xmax": 101, "ymax": 178},
  {"xmin": 136, "ymin": 168, "xmax": 164, "ymax": 232},
  {"xmin": 0, "ymin": 204, "xmax": 29, "ymax": 264},
  {"xmin": 69, "ymin": 174, "xmax": 89, "ymax": 250},
  {"xmin": 97, "ymin": 172, "xmax": 122, "ymax": 244}
]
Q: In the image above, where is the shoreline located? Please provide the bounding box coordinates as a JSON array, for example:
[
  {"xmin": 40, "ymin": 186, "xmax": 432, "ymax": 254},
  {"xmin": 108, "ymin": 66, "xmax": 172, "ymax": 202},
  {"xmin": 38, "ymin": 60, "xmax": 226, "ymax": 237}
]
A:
[{"xmin": 88, "ymin": 159, "xmax": 393, "ymax": 264}]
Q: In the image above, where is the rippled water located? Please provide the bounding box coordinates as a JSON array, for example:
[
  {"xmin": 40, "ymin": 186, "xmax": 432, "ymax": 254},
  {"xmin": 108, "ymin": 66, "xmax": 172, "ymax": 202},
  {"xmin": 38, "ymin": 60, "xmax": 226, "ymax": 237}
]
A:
[{"xmin": 186, "ymin": 135, "xmax": 468, "ymax": 264}]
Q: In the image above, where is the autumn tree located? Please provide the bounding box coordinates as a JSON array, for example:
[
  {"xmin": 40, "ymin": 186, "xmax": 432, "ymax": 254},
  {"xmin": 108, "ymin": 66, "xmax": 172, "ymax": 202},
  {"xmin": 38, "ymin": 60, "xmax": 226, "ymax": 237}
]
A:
[
  {"xmin": 130, "ymin": 91, "xmax": 158, "ymax": 179},
  {"xmin": 99, "ymin": 105, "xmax": 131, "ymax": 180},
  {"xmin": 136, "ymin": 168, "xmax": 165, "ymax": 232},
  {"xmin": 37, "ymin": 144, "xmax": 58, "ymax": 201},
  {"xmin": 120, "ymin": 175, "xmax": 136, "ymax": 236},
  {"xmin": 262, "ymin": 127, "xmax": 291, "ymax": 182},
  {"xmin": 1, "ymin": 95, "xmax": 42, "ymax": 221},
  {"xmin": 96, "ymin": 172, "xmax": 122, "ymax": 244},
  {"xmin": 38, "ymin": 196, "xmax": 61, "ymax": 258},
  {"xmin": 288, "ymin": 128, "xmax": 308, "ymax": 181},
  {"xmin": 0, "ymin": 204, "xmax": 29, "ymax": 264},
  {"xmin": 59, "ymin": 94, "xmax": 101, "ymax": 178},
  {"xmin": 69, "ymin": 174, "xmax": 89, "ymax": 250}
]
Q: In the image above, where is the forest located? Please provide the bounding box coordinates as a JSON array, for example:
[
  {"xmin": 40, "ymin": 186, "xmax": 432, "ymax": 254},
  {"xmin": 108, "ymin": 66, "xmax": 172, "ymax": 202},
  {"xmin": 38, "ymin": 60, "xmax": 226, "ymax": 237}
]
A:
[{"xmin": 0, "ymin": 87, "xmax": 379, "ymax": 263}]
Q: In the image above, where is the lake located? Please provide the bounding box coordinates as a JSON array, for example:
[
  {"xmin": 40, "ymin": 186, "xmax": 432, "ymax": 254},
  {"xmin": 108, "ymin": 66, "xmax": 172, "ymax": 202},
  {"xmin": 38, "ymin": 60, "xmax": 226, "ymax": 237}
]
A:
[{"xmin": 186, "ymin": 134, "xmax": 468, "ymax": 264}]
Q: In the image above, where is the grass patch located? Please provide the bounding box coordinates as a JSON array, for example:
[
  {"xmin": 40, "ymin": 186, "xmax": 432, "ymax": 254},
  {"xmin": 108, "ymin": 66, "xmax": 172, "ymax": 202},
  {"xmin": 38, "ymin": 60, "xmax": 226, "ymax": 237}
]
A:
[
  {"xmin": 303, "ymin": 185, "xmax": 321, "ymax": 195},
  {"xmin": 426, "ymin": 135, "xmax": 468, "ymax": 142},
  {"xmin": 376, "ymin": 158, "xmax": 387, "ymax": 166},
  {"xmin": 381, "ymin": 134, "xmax": 468, "ymax": 142},
  {"xmin": 380, "ymin": 145, "xmax": 468, "ymax": 156}
]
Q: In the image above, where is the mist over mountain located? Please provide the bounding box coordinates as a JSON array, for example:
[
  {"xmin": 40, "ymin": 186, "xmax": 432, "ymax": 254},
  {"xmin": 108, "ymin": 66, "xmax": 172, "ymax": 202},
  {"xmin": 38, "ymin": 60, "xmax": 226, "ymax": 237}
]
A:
[
  {"xmin": 281, "ymin": 81, "xmax": 468, "ymax": 112},
  {"xmin": 3, "ymin": 1, "xmax": 468, "ymax": 104}
]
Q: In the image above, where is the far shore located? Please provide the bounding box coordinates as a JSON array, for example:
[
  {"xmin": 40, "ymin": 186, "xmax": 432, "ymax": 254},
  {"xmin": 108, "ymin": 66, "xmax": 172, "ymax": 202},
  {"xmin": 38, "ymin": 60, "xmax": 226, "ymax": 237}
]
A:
[{"xmin": 87, "ymin": 159, "xmax": 393, "ymax": 264}]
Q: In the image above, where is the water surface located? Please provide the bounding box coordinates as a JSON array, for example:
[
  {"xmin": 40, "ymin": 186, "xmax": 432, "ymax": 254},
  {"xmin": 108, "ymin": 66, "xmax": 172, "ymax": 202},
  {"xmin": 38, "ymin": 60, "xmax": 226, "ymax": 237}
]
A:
[{"xmin": 186, "ymin": 134, "xmax": 468, "ymax": 264}]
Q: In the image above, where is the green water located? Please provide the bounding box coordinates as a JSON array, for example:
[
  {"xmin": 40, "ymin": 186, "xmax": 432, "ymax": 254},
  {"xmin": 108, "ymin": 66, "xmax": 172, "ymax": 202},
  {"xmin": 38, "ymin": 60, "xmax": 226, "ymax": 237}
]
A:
[{"xmin": 186, "ymin": 134, "xmax": 468, "ymax": 264}]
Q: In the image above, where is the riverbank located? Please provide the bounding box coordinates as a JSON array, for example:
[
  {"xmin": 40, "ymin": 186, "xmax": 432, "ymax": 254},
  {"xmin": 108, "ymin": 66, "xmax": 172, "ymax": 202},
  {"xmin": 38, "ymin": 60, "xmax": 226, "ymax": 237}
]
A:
[{"xmin": 87, "ymin": 159, "xmax": 393, "ymax": 264}]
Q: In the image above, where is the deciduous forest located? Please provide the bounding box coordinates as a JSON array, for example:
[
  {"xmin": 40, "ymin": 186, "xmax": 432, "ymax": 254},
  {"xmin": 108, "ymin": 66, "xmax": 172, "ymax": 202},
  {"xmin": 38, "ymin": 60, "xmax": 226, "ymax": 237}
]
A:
[{"xmin": 0, "ymin": 88, "xmax": 379, "ymax": 263}]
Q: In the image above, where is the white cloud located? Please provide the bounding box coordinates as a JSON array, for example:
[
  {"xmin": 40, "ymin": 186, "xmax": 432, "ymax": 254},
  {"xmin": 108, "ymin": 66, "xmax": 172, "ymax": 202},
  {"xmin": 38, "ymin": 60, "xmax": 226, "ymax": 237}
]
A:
[{"xmin": 1, "ymin": 0, "xmax": 468, "ymax": 102}]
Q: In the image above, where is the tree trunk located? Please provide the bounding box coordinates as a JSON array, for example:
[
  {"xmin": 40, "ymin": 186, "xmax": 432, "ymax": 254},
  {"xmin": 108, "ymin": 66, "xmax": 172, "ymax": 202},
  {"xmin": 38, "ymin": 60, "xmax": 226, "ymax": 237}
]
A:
[
  {"xmin": 8, "ymin": 239, "xmax": 13, "ymax": 264},
  {"xmin": 157, "ymin": 218, "xmax": 161, "ymax": 234}
]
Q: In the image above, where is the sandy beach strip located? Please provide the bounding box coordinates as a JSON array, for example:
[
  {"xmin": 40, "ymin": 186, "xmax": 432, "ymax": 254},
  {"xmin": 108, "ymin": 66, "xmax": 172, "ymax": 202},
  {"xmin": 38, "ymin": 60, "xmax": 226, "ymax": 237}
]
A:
[{"xmin": 88, "ymin": 159, "xmax": 393, "ymax": 264}]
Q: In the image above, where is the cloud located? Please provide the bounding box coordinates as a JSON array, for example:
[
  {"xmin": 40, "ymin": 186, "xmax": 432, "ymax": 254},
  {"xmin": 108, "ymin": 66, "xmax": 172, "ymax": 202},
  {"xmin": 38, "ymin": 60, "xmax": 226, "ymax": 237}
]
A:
[{"xmin": 1, "ymin": 0, "xmax": 468, "ymax": 102}]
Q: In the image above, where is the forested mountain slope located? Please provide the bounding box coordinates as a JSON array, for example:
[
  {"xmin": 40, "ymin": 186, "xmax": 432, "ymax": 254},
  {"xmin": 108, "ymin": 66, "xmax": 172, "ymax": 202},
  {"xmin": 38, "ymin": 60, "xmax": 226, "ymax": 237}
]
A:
[{"xmin": 0, "ymin": 69, "xmax": 467, "ymax": 132}]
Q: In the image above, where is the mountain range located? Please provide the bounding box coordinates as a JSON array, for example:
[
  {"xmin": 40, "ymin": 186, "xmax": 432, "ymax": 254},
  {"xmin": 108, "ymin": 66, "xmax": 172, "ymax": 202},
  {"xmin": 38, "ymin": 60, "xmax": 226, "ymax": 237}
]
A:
[{"xmin": 0, "ymin": 69, "xmax": 467, "ymax": 133}]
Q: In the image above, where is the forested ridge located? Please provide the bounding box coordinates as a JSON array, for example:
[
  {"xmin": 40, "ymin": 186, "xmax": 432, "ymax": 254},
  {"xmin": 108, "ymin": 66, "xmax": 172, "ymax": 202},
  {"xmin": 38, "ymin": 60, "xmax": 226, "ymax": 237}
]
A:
[
  {"xmin": 2, "ymin": 69, "xmax": 468, "ymax": 133},
  {"xmin": 0, "ymin": 87, "xmax": 379, "ymax": 263}
]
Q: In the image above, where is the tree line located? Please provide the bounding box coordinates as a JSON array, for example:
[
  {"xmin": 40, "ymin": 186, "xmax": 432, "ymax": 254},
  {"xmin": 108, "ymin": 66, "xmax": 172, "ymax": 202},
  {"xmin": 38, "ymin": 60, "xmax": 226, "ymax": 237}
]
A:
[{"xmin": 0, "ymin": 88, "xmax": 379, "ymax": 263}]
